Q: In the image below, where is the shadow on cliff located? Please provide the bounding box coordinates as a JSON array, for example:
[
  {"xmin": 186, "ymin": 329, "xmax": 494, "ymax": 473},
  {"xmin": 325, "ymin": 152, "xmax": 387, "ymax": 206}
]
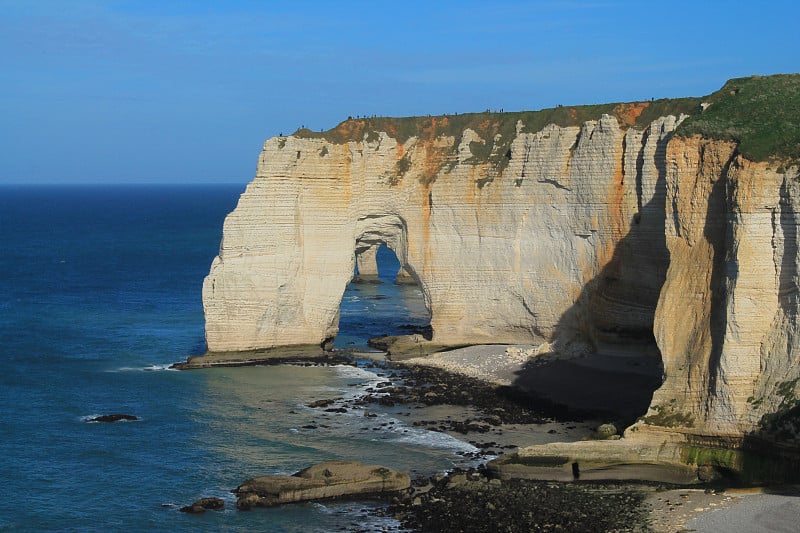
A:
[
  {"xmin": 510, "ymin": 132, "xmax": 672, "ymax": 428},
  {"xmin": 508, "ymin": 215, "xmax": 667, "ymax": 428}
]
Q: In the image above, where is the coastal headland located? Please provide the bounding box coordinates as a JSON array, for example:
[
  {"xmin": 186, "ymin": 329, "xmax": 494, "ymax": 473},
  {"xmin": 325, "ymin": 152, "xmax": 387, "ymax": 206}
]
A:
[{"xmin": 180, "ymin": 74, "xmax": 800, "ymax": 527}]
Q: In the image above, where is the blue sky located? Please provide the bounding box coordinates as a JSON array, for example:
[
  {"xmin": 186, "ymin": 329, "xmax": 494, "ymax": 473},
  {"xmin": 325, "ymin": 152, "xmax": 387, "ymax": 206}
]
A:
[{"xmin": 1, "ymin": 0, "xmax": 798, "ymax": 184}]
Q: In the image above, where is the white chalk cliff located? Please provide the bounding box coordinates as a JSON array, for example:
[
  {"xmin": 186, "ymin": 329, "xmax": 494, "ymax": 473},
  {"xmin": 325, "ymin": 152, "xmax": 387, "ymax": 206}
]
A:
[
  {"xmin": 197, "ymin": 79, "xmax": 800, "ymax": 451},
  {"xmin": 204, "ymin": 113, "xmax": 675, "ymax": 354}
]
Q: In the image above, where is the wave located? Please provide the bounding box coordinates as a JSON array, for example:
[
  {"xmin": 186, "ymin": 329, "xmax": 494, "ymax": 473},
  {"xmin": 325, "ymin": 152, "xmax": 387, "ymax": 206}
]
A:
[
  {"xmin": 384, "ymin": 423, "xmax": 479, "ymax": 453},
  {"xmin": 310, "ymin": 501, "xmax": 404, "ymax": 530},
  {"xmin": 296, "ymin": 397, "xmax": 479, "ymax": 456},
  {"xmin": 108, "ymin": 363, "xmax": 179, "ymax": 372},
  {"xmin": 331, "ymin": 364, "xmax": 383, "ymax": 381},
  {"xmin": 329, "ymin": 365, "xmax": 392, "ymax": 403}
]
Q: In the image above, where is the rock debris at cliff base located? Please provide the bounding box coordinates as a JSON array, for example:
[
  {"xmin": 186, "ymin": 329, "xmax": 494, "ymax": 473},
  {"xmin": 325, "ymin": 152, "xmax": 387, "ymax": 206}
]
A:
[{"xmin": 384, "ymin": 470, "xmax": 652, "ymax": 533}]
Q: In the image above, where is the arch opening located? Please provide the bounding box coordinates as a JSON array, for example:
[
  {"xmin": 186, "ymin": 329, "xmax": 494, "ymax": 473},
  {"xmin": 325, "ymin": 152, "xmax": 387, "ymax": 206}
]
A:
[{"xmin": 333, "ymin": 214, "xmax": 432, "ymax": 351}]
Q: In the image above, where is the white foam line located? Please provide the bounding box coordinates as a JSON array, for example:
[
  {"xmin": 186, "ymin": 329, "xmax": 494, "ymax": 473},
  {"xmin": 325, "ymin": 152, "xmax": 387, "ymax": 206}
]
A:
[
  {"xmin": 109, "ymin": 363, "xmax": 179, "ymax": 372},
  {"xmin": 381, "ymin": 421, "xmax": 479, "ymax": 453}
]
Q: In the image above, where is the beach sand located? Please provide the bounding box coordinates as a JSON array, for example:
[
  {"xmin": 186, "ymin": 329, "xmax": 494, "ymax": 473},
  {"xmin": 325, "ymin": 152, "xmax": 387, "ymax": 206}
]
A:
[
  {"xmin": 400, "ymin": 343, "xmax": 662, "ymax": 426},
  {"xmin": 685, "ymin": 486, "xmax": 800, "ymax": 533}
]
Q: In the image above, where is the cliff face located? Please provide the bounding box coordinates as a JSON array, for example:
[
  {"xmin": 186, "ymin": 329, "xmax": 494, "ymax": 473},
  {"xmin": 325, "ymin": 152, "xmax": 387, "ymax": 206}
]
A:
[
  {"xmin": 647, "ymin": 137, "xmax": 800, "ymax": 438},
  {"xmin": 203, "ymin": 114, "xmax": 678, "ymax": 355},
  {"xmin": 201, "ymin": 76, "xmax": 800, "ymax": 445}
]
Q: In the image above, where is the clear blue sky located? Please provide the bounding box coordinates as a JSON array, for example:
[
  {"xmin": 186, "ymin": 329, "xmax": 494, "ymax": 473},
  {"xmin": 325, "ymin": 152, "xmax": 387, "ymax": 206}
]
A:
[{"xmin": 1, "ymin": 0, "xmax": 798, "ymax": 184}]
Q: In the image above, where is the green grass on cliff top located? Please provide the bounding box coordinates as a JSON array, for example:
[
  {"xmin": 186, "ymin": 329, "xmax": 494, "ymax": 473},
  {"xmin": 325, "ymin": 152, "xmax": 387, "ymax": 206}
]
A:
[
  {"xmin": 294, "ymin": 74, "xmax": 800, "ymax": 165},
  {"xmin": 676, "ymin": 74, "xmax": 800, "ymax": 164},
  {"xmin": 294, "ymin": 97, "xmax": 701, "ymax": 148}
]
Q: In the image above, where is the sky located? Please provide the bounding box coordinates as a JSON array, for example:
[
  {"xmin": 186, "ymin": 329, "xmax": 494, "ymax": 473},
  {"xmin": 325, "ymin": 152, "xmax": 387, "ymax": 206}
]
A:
[{"xmin": 1, "ymin": 0, "xmax": 798, "ymax": 184}]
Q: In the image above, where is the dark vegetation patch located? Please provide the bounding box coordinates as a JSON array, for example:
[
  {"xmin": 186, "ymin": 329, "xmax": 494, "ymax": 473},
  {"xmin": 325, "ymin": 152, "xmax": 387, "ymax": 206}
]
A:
[
  {"xmin": 640, "ymin": 400, "xmax": 695, "ymax": 428},
  {"xmin": 758, "ymin": 378, "xmax": 800, "ymax": 440}
]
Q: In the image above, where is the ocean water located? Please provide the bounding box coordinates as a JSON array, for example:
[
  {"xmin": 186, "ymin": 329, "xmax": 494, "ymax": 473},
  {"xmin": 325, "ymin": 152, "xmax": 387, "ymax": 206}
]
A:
[{"xmin": 0, "ymin": 185, "xmax": 474, "ymax": 532}]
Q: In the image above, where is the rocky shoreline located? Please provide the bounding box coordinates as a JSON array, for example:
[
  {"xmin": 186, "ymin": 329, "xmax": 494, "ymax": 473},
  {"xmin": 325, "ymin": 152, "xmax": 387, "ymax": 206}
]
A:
[
  {"xmin": 385, "ymin": 468, "xmax": 653, "ymax": 532},
  {"xmin": 180, "ymin": 349, "xmax": 754, "ymax": 531},
  {"xmin": 320, "ymin": 352, "xmax": 745, "ymax": 532},
  {"xmin": 294, "ymin": 353, "xmax": 671, "ymax": 531}
]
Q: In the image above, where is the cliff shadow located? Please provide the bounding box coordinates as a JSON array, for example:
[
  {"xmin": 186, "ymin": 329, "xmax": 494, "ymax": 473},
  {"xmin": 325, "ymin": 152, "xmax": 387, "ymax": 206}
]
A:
[
  {"xmin": 510, "ymin": 134, "xmax": 671, "ymax": 428},
  {"xmin": 509, "ymin": 218, "xmax": 667, "ymax": 428}
]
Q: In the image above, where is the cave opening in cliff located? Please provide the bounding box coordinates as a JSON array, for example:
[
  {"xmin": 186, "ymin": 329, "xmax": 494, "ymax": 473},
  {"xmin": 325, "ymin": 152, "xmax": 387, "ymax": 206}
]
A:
[{"xmin": 334, "ymin": 244, "xmax": 431, "ymax": 350}]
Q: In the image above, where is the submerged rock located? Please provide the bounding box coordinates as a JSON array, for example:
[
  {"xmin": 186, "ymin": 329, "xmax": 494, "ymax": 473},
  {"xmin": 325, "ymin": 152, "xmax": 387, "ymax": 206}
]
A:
[
  {"xmin": 234, "ymin": 461, "xmax": 410, "ymax": 510},
  {"xmin": 86, "ymin": 414, "xmax": 138, "ymax": 423}
]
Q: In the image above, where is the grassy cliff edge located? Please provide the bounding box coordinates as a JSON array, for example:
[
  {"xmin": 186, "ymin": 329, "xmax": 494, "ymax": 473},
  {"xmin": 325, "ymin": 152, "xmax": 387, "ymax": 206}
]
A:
[{"xmin": 293, "ymin": 74, "xmax": 800, "ymax": 167}]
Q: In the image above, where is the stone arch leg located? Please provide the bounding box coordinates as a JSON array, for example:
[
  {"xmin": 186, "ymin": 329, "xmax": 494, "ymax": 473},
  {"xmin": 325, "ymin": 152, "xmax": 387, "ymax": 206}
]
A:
[
  {"xmin": 354, "ymin": 245, "xmax": 380, "ymax": 282},
  {"xmin": 395, "ymin": 266, "xmax": 416, "ymax": 285}
]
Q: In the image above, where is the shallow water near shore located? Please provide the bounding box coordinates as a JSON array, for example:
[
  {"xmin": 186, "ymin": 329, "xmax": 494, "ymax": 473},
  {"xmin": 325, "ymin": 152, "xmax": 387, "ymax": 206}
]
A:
[{"xmin": 0, "ymin": 185, "xmax": 480, "ymax": 532}]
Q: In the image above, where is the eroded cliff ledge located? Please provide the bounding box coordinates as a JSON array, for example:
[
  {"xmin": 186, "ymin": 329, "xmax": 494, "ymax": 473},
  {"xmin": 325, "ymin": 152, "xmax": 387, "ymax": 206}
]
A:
[{"xmin": 194, "ymin": 74, "xmax": 800, "ymax": 462}]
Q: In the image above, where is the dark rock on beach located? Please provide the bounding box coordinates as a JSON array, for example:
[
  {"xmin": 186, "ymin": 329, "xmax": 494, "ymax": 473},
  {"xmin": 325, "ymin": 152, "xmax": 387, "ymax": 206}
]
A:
[
  {"xmin": 386, "ymin": 467, "xmax": 652, "ymax": 532},
  {"xmin": 86, "ymin": 414, "xmax": 138, "ymax": 423},
  {"xmin": 355, "ymin": 363, "xmax": 582, "ymax": 425}
]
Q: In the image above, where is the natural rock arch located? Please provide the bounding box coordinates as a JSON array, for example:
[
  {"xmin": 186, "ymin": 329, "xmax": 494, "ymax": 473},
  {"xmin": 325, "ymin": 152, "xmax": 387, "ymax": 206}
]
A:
[
  {"xmin": 352, "ymin": 213, "xmax": 428, "ymax": 301},
  {"xmin": 202, "ymin": 115, "xmax": 676, "ymax": 355}
]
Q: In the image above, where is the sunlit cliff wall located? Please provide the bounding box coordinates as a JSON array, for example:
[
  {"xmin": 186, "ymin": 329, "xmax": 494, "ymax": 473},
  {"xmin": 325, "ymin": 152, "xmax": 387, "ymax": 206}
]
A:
[
  {"xmin": 203, "ymin": 112, "xmax": 679, "ymax": 357},
  {"xmin": 200, "ymin": 75, "xmax": 800, "ymax": 442}
]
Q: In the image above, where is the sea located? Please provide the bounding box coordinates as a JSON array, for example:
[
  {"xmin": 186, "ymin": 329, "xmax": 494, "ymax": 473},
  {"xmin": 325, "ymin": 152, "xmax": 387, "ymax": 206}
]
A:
[{"xmin": 0, "ymin": 185, "xmax": 480, "ymax": 532}]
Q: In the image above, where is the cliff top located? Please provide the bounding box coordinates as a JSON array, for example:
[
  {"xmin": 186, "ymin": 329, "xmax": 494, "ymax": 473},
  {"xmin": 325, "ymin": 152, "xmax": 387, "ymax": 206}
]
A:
[
  {"xmin": 293, "ymin": 98, "xmax": 700, "ymax": 146},
  {"xmin": 293, "ymin": 74, "xmax": 800, "ymax": 166},
  {"xmin": 677, "ymin": 74, "xmax": 800, "ymax": 165}
]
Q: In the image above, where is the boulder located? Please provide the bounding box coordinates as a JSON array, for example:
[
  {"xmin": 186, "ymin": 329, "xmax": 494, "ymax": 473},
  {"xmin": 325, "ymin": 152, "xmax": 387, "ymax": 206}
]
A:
[
  {"xmin": 179, "ymin": 497, "xmax": 225, "ymax": 513},
  {"xmin": 234, "ymin": 461, "xmax": 410, "ymax": 510},
  {"xmin": 595, "ymin": 423, "xmax": 618, "ymax": 439}
]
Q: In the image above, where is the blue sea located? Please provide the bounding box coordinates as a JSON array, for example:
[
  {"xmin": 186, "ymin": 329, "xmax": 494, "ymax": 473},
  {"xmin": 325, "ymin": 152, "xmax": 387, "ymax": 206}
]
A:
[{"xmin": 0, "ymin": 185, "xmax": 476, "ymax": 532}]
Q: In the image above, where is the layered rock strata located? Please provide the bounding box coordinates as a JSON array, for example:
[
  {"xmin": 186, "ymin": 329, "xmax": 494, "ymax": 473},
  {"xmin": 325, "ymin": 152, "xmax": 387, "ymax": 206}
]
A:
[
  {"xmin": 203, "ymin": 114, "xmax": 677, "ymax": 356},
  {"xmin": 643, "ymin": 138, "xmax": 800, "ymax": 439},
  {"xmin": 199, "ymin": 79, "xmax": 800, "ymax": 457},
  {"xmin": 354, "ymin": 245, "xmax": 380, "ymax": 282}
]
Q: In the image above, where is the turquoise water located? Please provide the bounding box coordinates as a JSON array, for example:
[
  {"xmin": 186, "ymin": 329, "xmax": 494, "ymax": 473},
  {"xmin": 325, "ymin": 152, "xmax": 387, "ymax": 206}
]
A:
[{"xmin": 0, "ymin": 186, "xmax": 472, "ymax": 532}]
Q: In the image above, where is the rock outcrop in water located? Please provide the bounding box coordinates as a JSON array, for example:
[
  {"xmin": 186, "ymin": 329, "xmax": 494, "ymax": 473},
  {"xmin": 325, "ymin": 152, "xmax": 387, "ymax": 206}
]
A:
[
  {"xmin": 234, "ymin": 461, "xmax": 410, "ymax": 509},
  {"xmin": 194, "ymin": 75, "xmax": 800, "ymax": 469}
]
